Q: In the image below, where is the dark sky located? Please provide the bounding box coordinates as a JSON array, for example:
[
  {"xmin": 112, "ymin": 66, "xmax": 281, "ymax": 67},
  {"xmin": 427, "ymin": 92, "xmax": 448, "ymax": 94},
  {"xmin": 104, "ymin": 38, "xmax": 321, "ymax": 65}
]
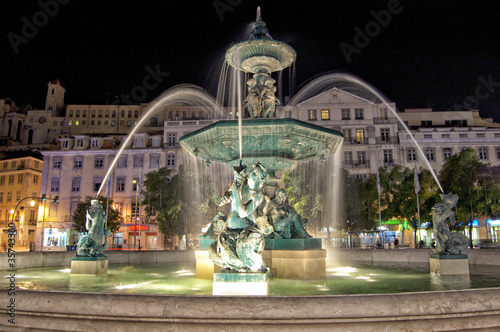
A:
[{"xmin": 1, "ymin": 0, "xmax": 499, "ymax": 121}]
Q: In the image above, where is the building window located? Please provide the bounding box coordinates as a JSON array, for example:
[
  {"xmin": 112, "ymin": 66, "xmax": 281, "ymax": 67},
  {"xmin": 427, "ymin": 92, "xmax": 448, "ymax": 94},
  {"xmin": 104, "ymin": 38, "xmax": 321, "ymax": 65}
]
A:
[
  {"xmin": 3, "ymin": 162, "xmax": 7, "ymax": 169},
  {"xmin": 354, "ymin": 108, "xmax": 364, "ymax": 120},
  {"xmin": 75, "ymin": 120, "xmax": 80, "ymax": 126},
  {"xmin": 478, "ymin": 147, "xmax": 488, "ymax": 160},
  {"xmin": 117, "ymin": 156, "xmax": 127, "ymax": 168},
  {"xmin": 380, "ymin": 108, "xmax": 388, "ymax": 119},
  {"xmin": 93, "ymin": 177, "xmax": 102, "ymax": 192},
  {"xmin": 355, "ymin": 129, "xmax": 365, "ymax": 143},
  {"xmin": 135, "ymin": 111, "xmax": 139, "ymax": 118},
  {"xmin": 76, "ymin": 139, "xmax": 84, "ymax": 147},
  {"xmin": 71, "ymin": 178, "xmax": 81, "ymax": 192},
  {"xmin": 421, "ymin": 121, "xmax": 432, "ymax": 127},
  {"xmin": 343, "ymin": 129, "xmax": 351, "ymax": 143},
  {"xmin": 17, "ymin": 174, "xmax": 23, "ymax": 184},
  {"xmin": 16, "ymin": 191, "xmax": 21, "ymax": 201},
  {"xmin": 112, "ymin": 110, "xmax": 116, "ymax": 118},
  {"xmin": 111, "ymin": 120, "xmax": 115, "ymax": 127},
  {"xmin": 53, "ymin": 157, "xmax": 62, "ymax": 169},
  {"xmin": 116, "ymin": 178, "xmax": 125, "ymax": 192},
  {"xmin": 94, "ymin": 157, "xmax": 104, "ymax": 169},
  {"xmin": 477, "ymin": 133, "xmax": 485, "ymax": 138},
  {"xmin": 133, "ymin": 155, "xmax": 144, "ymax": 168},
  {"xmin": 11, "ymin": 161, "xmax": 16, "ymax": 168},
  {"xmin": 407, "ymin": 148, "xmax": 417, "ymax": 161},
  {"xmin": 341, "ymin": 109, "xmax": 350, "ymax": 120},
  {"xmin": 121, "ymin": 110, "xmax": 125, "ymax": 118},
  {"xmin": 83, "ymin": 110, "xmax": 87, "ymax": 117},
  {"xmin": 167, "ymin": 133, "xmax": 177, "ymax": 146},
  {"xmin": 69, "ymin": 110, "xmax": 74, "ymax": 117},
  {"xmin": 425, "ymin": 148, "xmax": 435, "ymax": 161},
  {"xmin": 380, "ymin": 128, "xmax": 390, "ymax": 142},
  {"xmin": 308, "ymin": 109, "xmax": 317, "ymax": 121},
  {"xmin": 495, "ymin": 133, "xmax": 500, "ymax": 138},
  {"xmin": 51, "ymin": 178, "xmax": 60, "ymax": 192},
  {"xmin": 91, "ymin": 110, "xmax": 96, "ymax": 118},
  {"xmin": 459, "ymin": 133, "xmax": 468, "ymax": 139},
  {"xmin": 128, "ymin": 110, "xmax": 132, "ymax": 118},
  {"xmin": 383, "ymin": 149, "xmax": 393, "ymax": 166},
  {"xmin": 152, "ymin": 137, "xmax": 160, "ymax": 147},
  {"xmin": 74, "ymin": 157, "xmax": 83, "ymax": 169},
  {"xmin": 497, "ymin": 147, "xmax": 500, "ymax": 159},
  {"xmin": 167, "ymin": 154, "xmax": 176, "ymax": 167},
  {"xmin": 443, "ymin": 148, "xmax": 453, "ymax": 160},
  {"xmin": 33, "ymin": 175, "xmax": 38, "ymax": 184},
  {"xmin": 423, "ymin": 134, "xmax": 433, "ymax": 139},
  {"xmin": 7, "ymin": 191, "xmax": 12, "ymax": 202},
  {"xmin": 132, "ymin": 177, "xmax": 139, "ymax": 191},
  {"xmin": 344, "ymin": 151, "xmax": 353, "ymax": 166},
  {"xmin": 127, "ymin": 121, "xmax": 131, "ymax": 127},
  {"xmin": 321, "ymin": 109, "xmax": 330, "ymax": 120},
  {"xmin": 75, "ymin": 110, "xmax": 80, "ymax": 118},
  {"xmin": 105, "ymin": 110, "xmax": 109, "ymax": 118},
  {"xmin": 150, "ymin": 154, "xmax": 160, "ymax": 168},
  {"xmin": 284, "ymin": 110, "xmax": 292, "ymax": 118},
  {"xmin": 91, "ymin": 139, "xmax": 99, "ymax": 148},
  {"xmin": 61, "ymin": 141, "xmax": 68, "ymax": 148},
  {"xmin": 357, "ymin": 151, "xmax": 366, "ymax": 166},
  {"xmin": 441, "ymin": 134, "xmax": 450, "ymax": 139},
  {"xmin": 0, "ymin": 192, "xmax": 3, "ymax": 203},
  {"xmin": 0, "ymin": 176, "xmax": 5, "ymax": 185},
  {"xmin": 8, "ymin": 175, "xmax": 14, "ymax": 185}
]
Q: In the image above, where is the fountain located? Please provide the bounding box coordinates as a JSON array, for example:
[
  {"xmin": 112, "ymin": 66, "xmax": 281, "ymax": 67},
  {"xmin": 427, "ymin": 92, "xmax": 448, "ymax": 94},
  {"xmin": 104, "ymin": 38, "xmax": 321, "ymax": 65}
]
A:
[
  {"xmin": 179, "ymin": 8, "xmax": 343, "ymax": 293},
  {"xmin": 1, "ymin": 7, "xmax": 500, "ymax": 331}
]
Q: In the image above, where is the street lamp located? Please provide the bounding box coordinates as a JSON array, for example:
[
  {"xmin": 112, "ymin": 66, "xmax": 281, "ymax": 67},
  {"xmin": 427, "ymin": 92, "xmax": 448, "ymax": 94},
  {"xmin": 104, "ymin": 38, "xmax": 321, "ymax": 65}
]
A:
[{"xmin": 132, "ymin": 179, "xmax": 139, "ymax": 250}]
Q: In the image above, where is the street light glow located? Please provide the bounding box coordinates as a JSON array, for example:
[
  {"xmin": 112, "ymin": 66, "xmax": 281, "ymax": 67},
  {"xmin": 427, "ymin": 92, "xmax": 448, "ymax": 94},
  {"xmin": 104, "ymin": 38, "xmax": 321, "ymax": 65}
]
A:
[{"xmin": 30, "ymin": 200, "xmax": 36, "ymax": 207}]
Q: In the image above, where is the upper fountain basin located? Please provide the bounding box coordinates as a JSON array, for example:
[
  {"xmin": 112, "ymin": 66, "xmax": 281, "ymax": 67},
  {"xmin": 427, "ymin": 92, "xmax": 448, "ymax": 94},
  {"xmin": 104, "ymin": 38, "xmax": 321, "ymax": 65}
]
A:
[
  {"xmin": 225, "ymin": 39, "xmax": 297, "ymax": 74},
  {"xmin": 179, "ymin": 118, "xmax": 344, "ymax": 174}
]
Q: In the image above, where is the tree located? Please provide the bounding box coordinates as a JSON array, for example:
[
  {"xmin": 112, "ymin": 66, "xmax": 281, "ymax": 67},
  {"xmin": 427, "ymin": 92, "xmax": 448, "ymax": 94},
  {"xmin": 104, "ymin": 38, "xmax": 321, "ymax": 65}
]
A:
[
  {"xmin": 142, "ymin": 165, "xmax": 219, "ymax": 247},
  {"xmin": 72, "ymin": 195, "xmax": 121, "ymax": 233}
]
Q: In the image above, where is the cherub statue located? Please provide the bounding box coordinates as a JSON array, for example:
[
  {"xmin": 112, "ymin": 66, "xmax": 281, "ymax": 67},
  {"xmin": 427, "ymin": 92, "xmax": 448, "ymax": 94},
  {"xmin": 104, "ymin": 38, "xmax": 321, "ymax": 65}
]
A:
[{"xmin": 262, "ymin": 77, "xmax": 280, "ymax": 118}]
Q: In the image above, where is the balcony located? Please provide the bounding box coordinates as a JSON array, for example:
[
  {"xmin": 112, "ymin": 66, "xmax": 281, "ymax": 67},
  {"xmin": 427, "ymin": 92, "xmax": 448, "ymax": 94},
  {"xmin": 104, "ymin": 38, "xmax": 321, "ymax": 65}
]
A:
[
  {"xmin": 376, "ymin": 136, "xmax": 399, "ymax": 144},
  {"xmin": 165, "ymin": 143, "xmax": 180, "ymax": 150},
  {"xmin": 166, "ymin": 120, "xmax": 214, "ymax": 127},
  {"xmin": 344, "ymin": 160, "xmax": 371, "ymax": 169},
  {"xmin": 373, "ymin": 117, "xmax": 398, "ymax": 124},
  {"xmin": 343, "ymin": 138, "xmax": 369, "ymax": 145}
]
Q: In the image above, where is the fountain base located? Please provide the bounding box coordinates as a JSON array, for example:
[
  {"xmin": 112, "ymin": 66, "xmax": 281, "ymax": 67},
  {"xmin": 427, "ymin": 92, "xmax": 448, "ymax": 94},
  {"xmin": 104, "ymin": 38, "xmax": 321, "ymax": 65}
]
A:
[
  {"xmin": 213, "ymin": 270, "xmax": 270, "ymax": 296},
  {"xmin": 71, "ymin": 256, "xmax": 108, "ymax": 275},
  {"xmin": 430, "ymin": 254, "xmax": 470, "ymax": 275}
]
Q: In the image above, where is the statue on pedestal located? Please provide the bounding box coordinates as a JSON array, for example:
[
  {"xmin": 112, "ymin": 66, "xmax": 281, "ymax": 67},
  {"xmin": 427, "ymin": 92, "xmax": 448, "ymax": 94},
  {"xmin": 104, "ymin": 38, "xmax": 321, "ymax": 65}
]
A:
[
  {"xmin": 208, "ymin": 163, "xmax": 271, "ymax": 272},
  {"xmin": 431, "ymin": 194, "xmax": 469, "ymax": 255},
  {"xmin": 76, "ymin": 199, "xmax": 111, "ymax": 257}
]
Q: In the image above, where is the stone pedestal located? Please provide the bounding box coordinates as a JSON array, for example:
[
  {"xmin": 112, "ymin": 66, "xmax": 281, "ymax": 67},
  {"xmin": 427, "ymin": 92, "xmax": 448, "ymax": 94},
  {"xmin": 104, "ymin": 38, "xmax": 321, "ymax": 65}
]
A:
[
  {"xmin": 213, "ymin": 270, "xmax": 270, "ymax": 296},
  {"xmin": 195, "ymin": 250, "xmax": 220, "ymax": 280},
  {"xmin": 429, "ymin": 254, "xmax": 470, "ymax": 275},
  {"xmin": 71, "ymin": 256, "xmax": 108, "ymax": 274},
  {"xmin": 270, "ymin": 249, "xmax": 326, "ymax": 280}
]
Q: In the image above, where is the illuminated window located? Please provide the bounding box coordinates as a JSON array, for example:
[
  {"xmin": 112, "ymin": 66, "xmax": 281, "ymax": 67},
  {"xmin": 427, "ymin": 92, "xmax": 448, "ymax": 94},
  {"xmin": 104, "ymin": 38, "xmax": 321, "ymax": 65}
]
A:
[
  {"xmin": 308, "ymin": 110, "xmax": 317, "ymax": 121},
  {"xmin": 355, "ymin": 129, "xmax": 365, "ymax": 143},
  {"xmin": 321, "ymin": 109, "xmax": 330, "ymax": 120}
]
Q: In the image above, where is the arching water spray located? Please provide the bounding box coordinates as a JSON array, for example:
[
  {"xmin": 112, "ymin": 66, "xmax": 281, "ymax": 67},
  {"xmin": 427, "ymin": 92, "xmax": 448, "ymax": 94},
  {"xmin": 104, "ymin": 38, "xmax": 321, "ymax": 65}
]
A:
[
  {"xmin": 288, "ymin": 72, "xmax": 444, "ymax": 193},
  {"xmin": 96, "ymin": 84, "xmax": 220, "ymax": 197}
]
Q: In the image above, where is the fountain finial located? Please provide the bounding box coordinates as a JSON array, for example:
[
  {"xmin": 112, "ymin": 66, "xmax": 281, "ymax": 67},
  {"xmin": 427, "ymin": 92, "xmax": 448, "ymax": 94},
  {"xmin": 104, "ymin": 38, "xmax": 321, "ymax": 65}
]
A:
[{"xmin": 251, "ymin": 6, "xmax": 271, "ymax": 40}]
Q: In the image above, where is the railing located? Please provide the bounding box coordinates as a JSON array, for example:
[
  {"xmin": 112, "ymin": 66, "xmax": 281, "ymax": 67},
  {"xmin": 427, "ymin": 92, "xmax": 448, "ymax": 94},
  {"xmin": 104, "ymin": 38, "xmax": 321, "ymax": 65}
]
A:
[
  {"xmin": 166, "ymin": 120, "xmax": 214, "ymax": 127},
  {"xmin": 373, "ymin": 117, "xmax": 398, "ymax": 124},
  {"xmin": 344, "ymin": 160, "xmax": 371, "ymax": 169},
  {"xmin": 343, "ymin": 138, "xmax": 369, "ymax": 145},
  {"xmin": 375, "ymin": 136, "xmax": 399, "ymax": 144},
  {"xmin": 165, "ymin": 143, "xmax": 180, "ymax": 150}
]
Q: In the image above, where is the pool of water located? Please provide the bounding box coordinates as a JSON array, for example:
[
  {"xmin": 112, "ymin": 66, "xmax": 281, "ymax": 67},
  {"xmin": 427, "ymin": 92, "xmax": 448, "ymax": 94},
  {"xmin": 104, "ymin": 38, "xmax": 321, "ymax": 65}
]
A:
[{"xmin": 3, "ymin": 262, "xmax": 500, "ymax": 296}]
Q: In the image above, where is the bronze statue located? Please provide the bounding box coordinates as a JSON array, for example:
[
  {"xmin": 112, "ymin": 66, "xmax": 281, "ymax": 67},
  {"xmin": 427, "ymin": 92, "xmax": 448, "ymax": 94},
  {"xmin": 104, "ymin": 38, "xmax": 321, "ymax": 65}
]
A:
[
  {"xmin": 431, "ymin": 194, "xmax": 469, "ymax": 255},
  {"xmin": 76, "ymin": 200, "xmax": 111, "ymax": 257}
]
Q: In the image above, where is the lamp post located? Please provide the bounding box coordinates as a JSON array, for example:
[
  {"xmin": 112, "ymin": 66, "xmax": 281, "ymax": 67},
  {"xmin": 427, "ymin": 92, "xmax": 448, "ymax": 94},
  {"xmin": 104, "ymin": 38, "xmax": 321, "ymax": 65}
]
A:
[{"xmin": 132, "ymin": 179, "xmax": 139, "ymax": 250}]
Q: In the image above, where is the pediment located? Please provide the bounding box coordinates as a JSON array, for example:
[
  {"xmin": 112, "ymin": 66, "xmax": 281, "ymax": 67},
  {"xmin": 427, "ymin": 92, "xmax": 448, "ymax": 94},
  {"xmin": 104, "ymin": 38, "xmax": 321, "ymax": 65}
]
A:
[{"xmin": 296, "ymin": 87, "xmax": 375, "ymax": 107}]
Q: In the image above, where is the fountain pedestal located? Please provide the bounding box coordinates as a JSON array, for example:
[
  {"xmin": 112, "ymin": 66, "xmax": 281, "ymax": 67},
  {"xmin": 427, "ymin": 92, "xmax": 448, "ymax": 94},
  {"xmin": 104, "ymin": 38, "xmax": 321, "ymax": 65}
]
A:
[
  {"xmin": 71, "ymin": 256, "xmax": 108, "ymax": 275},
  {"xmin": 213, "ymin": 270, "xmax": 270, "ymax": 296},
  {"xmin": 429, "ymin": 254, "xmax": 470, "ymax": 275}
]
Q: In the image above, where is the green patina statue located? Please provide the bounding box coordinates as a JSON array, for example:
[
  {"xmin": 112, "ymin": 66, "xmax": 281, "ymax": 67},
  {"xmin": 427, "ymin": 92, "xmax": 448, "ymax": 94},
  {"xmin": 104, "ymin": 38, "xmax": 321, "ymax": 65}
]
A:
[
  {"xmin": 76, "ymin": 199, "xmax": 111, "ymax": 257},
  {"xmin": 431, "ymin": 193, "xmax": 469, "ymax": 255},
  {"xmin": 208, "ymin": 163, "xmax": 271, "ymax": 272}
]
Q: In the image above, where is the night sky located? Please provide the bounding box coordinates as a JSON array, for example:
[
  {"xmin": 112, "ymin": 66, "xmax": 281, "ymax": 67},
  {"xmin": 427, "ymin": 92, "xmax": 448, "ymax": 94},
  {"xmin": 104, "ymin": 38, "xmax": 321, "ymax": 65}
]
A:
[{"xmin": 1, "ymin": 0, "xmax": 499, "ymax": 121}]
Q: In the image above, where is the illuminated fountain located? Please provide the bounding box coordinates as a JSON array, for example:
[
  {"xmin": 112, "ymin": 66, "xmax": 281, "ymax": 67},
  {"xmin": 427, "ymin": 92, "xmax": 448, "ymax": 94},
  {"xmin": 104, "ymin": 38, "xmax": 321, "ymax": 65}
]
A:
[{"xmin": 1, "ymin": 7, "xmax": 500, "ymax": 331}]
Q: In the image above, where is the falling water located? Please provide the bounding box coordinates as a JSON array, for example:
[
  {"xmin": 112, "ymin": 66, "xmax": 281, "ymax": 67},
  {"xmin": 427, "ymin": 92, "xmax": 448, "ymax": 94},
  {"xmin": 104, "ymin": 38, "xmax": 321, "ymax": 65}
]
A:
[
  {"xmin": 96, "ymin": 84, "xmax": 220, "ymax": 197},
  {"xmin": 287, "ymin": 71, "xmax": 445, "ymax": 193}
]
